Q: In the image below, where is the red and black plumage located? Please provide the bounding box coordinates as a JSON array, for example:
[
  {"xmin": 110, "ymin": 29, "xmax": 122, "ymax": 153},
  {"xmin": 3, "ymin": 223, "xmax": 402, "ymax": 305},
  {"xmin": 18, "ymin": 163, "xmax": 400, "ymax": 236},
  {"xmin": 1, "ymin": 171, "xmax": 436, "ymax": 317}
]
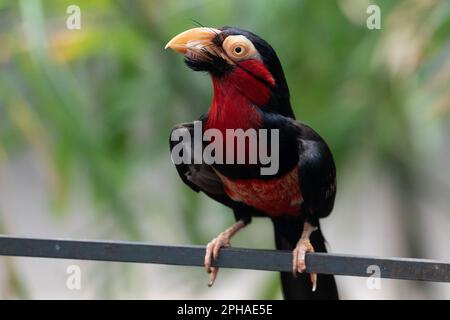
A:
[{"xmin": 167, "ymin": 26, "xmax": 338, "ymax": 299}]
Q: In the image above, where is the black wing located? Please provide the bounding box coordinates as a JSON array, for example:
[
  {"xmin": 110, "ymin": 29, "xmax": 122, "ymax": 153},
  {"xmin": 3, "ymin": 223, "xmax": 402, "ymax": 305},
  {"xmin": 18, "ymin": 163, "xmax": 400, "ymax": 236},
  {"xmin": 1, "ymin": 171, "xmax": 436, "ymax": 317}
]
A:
[
  {"xmin": 293, "ymin": 120, "xmax": 337, "ymax": 224},
  {"xmin": 169, "ymin": 119, "xmax": 257, "ymax": 223},
  {"xmin": 170, "ymin": 121, "xmax": 226, "ymax": 195}
]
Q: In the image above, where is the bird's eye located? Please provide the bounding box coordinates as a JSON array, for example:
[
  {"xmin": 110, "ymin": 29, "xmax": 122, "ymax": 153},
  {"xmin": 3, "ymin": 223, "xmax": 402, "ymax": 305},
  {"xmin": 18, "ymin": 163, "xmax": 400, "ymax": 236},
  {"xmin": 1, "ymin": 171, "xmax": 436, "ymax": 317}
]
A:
[
  {"xmin": 230, "ymin": 44, "xmax": 247, "ymax": 57},
  {"xmin": 223, "ymin": 35, "xmax": 259, "ymax": 61}
]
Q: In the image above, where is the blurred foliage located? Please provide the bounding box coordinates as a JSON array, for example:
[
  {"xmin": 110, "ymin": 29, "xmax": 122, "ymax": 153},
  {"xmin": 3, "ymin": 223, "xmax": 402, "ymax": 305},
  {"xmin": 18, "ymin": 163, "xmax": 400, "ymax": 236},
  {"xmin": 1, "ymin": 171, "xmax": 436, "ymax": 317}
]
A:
[{"xmin": 0, "ymin": 0, "xmax": 449, "ymax": 298}]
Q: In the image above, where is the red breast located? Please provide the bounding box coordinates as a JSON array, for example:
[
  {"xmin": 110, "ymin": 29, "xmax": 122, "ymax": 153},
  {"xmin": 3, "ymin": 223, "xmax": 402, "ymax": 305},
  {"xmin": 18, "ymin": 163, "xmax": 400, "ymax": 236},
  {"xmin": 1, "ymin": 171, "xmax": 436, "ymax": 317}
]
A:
[{"xmin": 215, "ymin": 167, "xmax": 303, "ymax": 217}]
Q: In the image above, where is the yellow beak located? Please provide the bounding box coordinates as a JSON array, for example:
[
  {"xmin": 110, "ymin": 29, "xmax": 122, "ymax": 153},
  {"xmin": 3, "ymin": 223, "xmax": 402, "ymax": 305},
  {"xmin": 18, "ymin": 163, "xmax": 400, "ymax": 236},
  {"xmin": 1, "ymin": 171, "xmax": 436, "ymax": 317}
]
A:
[{"xmin": 165, "ymin": 27, "xmax": 220, "ymax": 54}]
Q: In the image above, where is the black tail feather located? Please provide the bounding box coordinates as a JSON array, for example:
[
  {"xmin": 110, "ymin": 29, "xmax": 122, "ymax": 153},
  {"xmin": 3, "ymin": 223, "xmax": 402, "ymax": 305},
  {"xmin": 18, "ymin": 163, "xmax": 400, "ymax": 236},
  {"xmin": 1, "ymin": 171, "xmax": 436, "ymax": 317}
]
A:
[{"xmin": 272, "ymin": 216, "xmax": 339, "ymax": 300}]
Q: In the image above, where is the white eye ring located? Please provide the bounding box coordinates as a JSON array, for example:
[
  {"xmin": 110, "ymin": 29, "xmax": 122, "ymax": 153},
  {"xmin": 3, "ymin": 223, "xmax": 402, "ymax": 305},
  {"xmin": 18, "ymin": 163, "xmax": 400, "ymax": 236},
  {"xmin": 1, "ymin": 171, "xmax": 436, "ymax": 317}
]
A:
[{"xmin": 223, "ymin": 35, "xmax": 260, "ymax": 61}]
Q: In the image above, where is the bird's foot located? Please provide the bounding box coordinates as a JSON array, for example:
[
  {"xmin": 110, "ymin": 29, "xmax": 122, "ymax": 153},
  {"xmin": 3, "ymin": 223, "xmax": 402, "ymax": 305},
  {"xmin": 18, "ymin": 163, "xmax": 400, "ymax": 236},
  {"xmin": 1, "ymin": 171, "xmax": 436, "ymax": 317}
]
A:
[
  {"xmin": 204, "ymin": 232, "xmax": 231, "ymax": 287},
  {"xmin": 292, "ymin": 237, "xmax": 317, "ymax": 292},
  {"xmin": 203, "ymin": 220, "xmax": 246, "ymax": 287}
]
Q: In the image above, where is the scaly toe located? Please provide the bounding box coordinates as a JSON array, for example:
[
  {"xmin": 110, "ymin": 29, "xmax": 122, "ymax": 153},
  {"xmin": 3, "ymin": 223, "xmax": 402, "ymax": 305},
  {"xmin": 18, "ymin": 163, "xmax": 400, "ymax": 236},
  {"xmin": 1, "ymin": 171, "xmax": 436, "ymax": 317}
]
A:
[
  {"xmin": 204, "ymin": 234, "xmax": 231, "ymax": 287},
  {"xmin": 204, "ymin": 241, "xmax": 215, "ymax": 273},
  {"xmin": 293, "ymin": 238, "xmax": 314, "ymax": 275}
]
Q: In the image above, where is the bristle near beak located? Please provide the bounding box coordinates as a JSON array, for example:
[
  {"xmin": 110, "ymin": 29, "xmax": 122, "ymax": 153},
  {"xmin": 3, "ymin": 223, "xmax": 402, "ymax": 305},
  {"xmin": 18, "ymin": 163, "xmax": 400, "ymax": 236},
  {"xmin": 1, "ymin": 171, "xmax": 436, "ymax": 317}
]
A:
[{"xmin": 165, "ymin": 27, "xmax": 220, "ymax": 54}]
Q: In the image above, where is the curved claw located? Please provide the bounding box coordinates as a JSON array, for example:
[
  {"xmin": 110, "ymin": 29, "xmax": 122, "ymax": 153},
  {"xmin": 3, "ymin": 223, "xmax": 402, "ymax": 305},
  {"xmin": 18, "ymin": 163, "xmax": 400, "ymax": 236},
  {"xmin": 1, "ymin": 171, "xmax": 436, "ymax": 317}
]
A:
[
  {"xmin": 208, "ymin": 267, "xmax": 219, "ymax": 287},
  {"xmin": 311, "ymin": 272, "xmax": 317, "ymax": 292}
]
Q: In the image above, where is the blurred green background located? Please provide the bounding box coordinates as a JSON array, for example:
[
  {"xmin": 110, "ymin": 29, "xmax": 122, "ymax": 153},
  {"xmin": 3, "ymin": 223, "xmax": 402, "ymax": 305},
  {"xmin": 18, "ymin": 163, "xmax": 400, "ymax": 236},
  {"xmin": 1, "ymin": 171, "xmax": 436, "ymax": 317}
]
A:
[{"xmin": 0, "ymin": 0, "xmax": 449, "ymax": 299}]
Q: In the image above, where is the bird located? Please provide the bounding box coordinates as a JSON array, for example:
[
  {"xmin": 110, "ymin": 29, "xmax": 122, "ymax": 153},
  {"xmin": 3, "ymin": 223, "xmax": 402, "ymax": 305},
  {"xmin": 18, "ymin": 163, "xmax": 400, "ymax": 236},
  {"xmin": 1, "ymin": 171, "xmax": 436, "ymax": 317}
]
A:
[{"xmin": 165, "ymin": 26, "xmax": 339, "ymax": 300}]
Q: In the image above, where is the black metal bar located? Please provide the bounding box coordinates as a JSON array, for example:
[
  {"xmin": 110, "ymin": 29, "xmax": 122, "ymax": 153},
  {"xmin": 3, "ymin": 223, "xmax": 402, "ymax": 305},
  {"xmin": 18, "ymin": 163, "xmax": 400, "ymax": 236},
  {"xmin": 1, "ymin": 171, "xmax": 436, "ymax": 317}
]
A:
[{"xmin": 0, "ymin": 235, "xmax": 449, "ymax": 282}]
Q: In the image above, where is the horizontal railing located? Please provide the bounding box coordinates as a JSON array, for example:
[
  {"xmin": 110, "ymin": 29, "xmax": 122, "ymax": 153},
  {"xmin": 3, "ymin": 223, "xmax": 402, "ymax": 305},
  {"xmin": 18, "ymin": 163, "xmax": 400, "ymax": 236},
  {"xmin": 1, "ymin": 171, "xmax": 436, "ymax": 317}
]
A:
[{"xmin": 0, "ymin": 235, "xmax": 449, "ymax": 282}]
